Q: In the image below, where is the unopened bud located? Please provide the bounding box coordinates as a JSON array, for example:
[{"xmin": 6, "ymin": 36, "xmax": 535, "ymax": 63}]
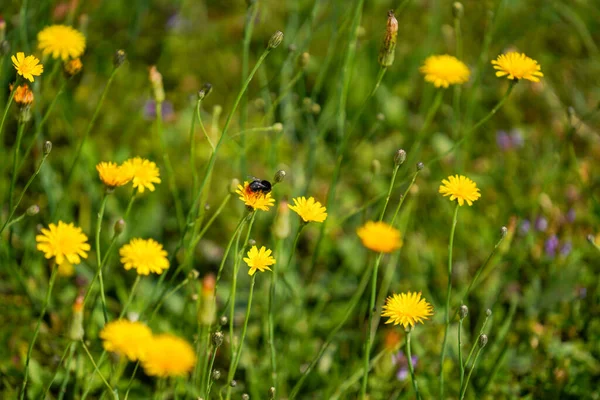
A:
[
  {"xmin": 26, "ymin": 205, "xmax": 40, "ymax": 216},
  {"xmin": 311, "ymin": 103, "xmax": 321, "ymax": 114},
  {"xmin": 378, "ymin": 11, "xmax": 398, "ymax": 67},
  {"xmin": 69, "ymin": 295, "xmax": 85, "ymax": 341},
  {"xmin": 587, "ymin": 234, "xmax": 596, "ymax": 244},
  {"xmin": 242, "ymin": 395, "xmax": 250, "ymax": 400},
  {"xmin": 376, "ymin": 113, "xmax": 385, "ymax": 121},
  {"xmin": 212, "ymin": 369, "xmax": 221, "ymax": 381},
  {"xmin": 268, "ymin": 387, "xmax": 276, "ymax": 399},
  {"xmin": 486, "ymin": 309, "xmax": 492, "ymax": 317},
  {"xmin": 288, "ymin": 44, "xmax": 297, "ymax": 53},
  {"xmin": 501, "ymin": 226, "xmax": 508, "ymax": 237},
  {"xmin": 149, "ymin": 66, "xmax": 165, "ymax": 103},
  {"xmin": 114, "ymin": 219, "xmax": 126, "ymax": 236},
  {"xmin": 199, "ymin": 273, "xmax": 216, "ymax": 325},
  {"xmin": 300, "ymin": 52, "xmax": 310, "ymax": 69},
  {"xmin": 43, "ymin": 141, "xmax": 52, "ymax": 156},
  {"xmin": 113, "ymin": 49, "xmax": 126, "ymax": 67},
  {"xmin": 188, "ymin": 269, "xmax": 200, "ymax": 280},
  {"xmin": 417, "ymin": 162, "xmax": 424, "ymax": 171},
  {"xmin": 64, "ymin": 58, "xmax": 83, "ymax": 77},
  {"xmin": 274, "ymin": 170, "xmax": 286, "ymax": 183},
  {"xmin": 394, "ymin": 149, "xmax": 406, "ymax": 166},
  {"xmin": 230, "ymin": 380, "xmax": 237, "ymax": 387},
  {"xmin": 273, "ymin": 200, "xmax": 290, "ymax": 239},
  {"xmin": 459, "ymin": 305, "xmax": 468, "ymax": 320},
  {"xmin": 213, "ymin": 331, "xmax": 224, "ymax": 347},
  {"xmin": 220, "ymin": 315, "xmax": 228, "ymax": 326},
  {"xmin": 452, "ymin": 2, "xmax": 464, "ymax": 19},
  {"xmin": 198, "ymin": 83, "xmax": 213, "ymax": 101},
  {"xmin": 230, "ymin": 178, "xmax": 241, "ymax": 194},
  {"xmin": 479, "ymin": 334, "xmax": 488, "ymax": 348},
  {"xmin": 272, "ymin": 122, "xmax": 284, "ymax": 133},
  {"xmin": 371, "ymin": 159, "xmax": 381, "ymax": 175},
  {"xmin": 268, "ymin": 31, "xmax": 284, "ymax": 49},
  {"xmin": 13, "ymin": 85, "xmax": 34, "ymax": 106},
  {"xmin": 248, "ymin": 239, "xmax": 256, "ymax": 246}
]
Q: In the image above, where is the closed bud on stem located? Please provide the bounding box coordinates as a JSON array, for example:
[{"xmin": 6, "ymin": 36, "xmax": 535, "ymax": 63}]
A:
[
  {"xmin": 198, "ymin": 273, "xmax": 216, "ymax": 325},
  {"xmin": 268, "ymin": 387, "xmax": 276, "ymax": 399},
  {"xmin": 69, "ymin": 295, "xmax": 85, "ymax": 341},
  {"xmin": 378, "ymin": 11, "xmax": 398, "ymax": 67},
  {"xmin": 220, "ymin": 315, "xmax": 228, "ymax": 326},
  {"xmin": 149, "ymin": 66, "xmax": 165, "ymax": 103},
  {"xmin": 242, "ymin": 394, "xmax": 250, "ymax": 400},
  {"xmin": 486, "ymin": 309, "xmax": 492, "ymax": 317},
  {"xmin": 43, "ymin": 141, "xmax": 52, "ymax": 156},
  {"xmin": 268, "ymin": 31, "xmax": 284, "ymax": 49},
  {"xmin": 248, "ymin": 239, "xmax": 256, "ymax": 246},
  {"xmin": 394, "ymin": 149, "xmax": 406, "ymax": 166},
  {"xmin": 479, "ymin": 334, "xmax": 488, "ymax": 348},
  {"xmin": 587, "ymin": 234, "xmax": 596, "ymax": 244},
  {"xmin": 273, "ymin": 200, "xmax": 290, "ymax": 239},
  {"xmin": 274, "ymin": 169, "xmax": 286, "ymax": 183},
  {"xmin": 272, "ymin": 122, "xmax": 284, "ymax": 133},
  {"xmin": 113, "ymin": 49, "xmax": 126, "ymax": 67},
  {"xmin": 64, "ymin": 58, "xmax": 83, "ymax": 77},
  {"xmin": 230, "ymin": 178, "xmax": 241, "ymax": 194},
  {"xmin": 453, "ymin": 2, "xmax": 464, "ymax": 19},
  {"xmin": 230, "ymin": 380, "xmax": 237, "ymax": 387},
  {"xmin": 459, "ymin": 304, "xmax": 468, "ymax": 320},
  {"xmin": 213, "ymin": 331, "xmax": 224, "ymax": 347},
  {"xmin": 198, "ymin": 83, "xmax": 213, "ymax": 101},
  {"xmin": 501, "ymin": 226, "xmax": 508, "ymax": 237},
  {"xmin": 114, "ymin": 219, "xmax": 126, "ymax": 236},
  {"xmin": 0, "ymin": 17, "xmax": 5, "ymax": 41},
  {"xmin": 417, "ymin": 162, "xmax": 425, "ymax": 171},
  {"xmin": 212, "ymin": 369, "xmax": 221, "ymax": 381},
  {"xmin": 26, "ymin": 205, "xmax": 40, "ymax": 216},
  {"xmin": 300, "ymin": 52, "xmax": 310, "ymax": 69}
]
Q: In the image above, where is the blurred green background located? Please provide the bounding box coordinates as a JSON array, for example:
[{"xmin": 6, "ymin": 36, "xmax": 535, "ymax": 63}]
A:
[{"xmin": 1, "ymin": 0, "xmax": 599, "ymax": 398}]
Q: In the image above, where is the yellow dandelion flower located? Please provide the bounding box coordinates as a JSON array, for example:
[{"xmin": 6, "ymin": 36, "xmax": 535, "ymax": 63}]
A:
[
  {"xmin": 288, "ymin": 196, "xmax": 328, "ymax": 223},
  {"xmin": 439, "ymin": 174, "xmax": 481, "ymax": 206},
  {"xmin": 100, "ymin": 320, "xmax": 153, "ymax": 361},
  {"xmin": 122, "ymin": 157, "xmax": 161, "ymax": 193},
  {"xmin": 36, "ymin": 221, "xmax": 90, "ymax": 266},
  {"xmin": 96, "ymin": 161, "xmax": 134, "ymax": 188},
  {"xmin": 119, "ymin": 238, "xmax": 169, "ymax": 275},
  {"xmin": 12, "ymin": 52, "xmax": 44, "ymax": 82},
  {"xmin": 491, "ymin": 52, "xmax": 543, "ymax": 82},
  {"xmin": 236, "ymin": 181, "xmax": 275, "ymax": 211},
  {"xmin": 37, "ymin": 25, "xmax": 86, "ymax": 61},
  {"xmin": 381, "ymin": 292, "xmax": 434, "ymax": 329},
  {"xmin": 141, "ymin": 334, "xmax": 196, "ymax": 377},
  {"xmin": 419, "ymin": 54, "xmax": 470, "ymax": 88},
  {"xmin": 357, "ymin": 221, "xmax": 403, "ymax": 253},
  {"xmin": 243, "ymin": 245, "xmax": 276, "ymax": 276}
]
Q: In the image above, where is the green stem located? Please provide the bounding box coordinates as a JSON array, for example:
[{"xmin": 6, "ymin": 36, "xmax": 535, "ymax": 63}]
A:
[
  {"xmin": 8, "ymin": 122, "xmax": 27, "ymax": 213},
  {"xmin": 42, "ymin": 341, "xmax": 74, "ymax": 399},
  {"xmin": 204, "ymin": 336, "xmax": 220, "ymax": 398},
  {"xmin": 148, "ymin": 277, "xmax": 188, "ymax": 323},
  {"xmin": 459, "ymin": 319, "xmax": 465, "ymax": 389},
  {"xmin": 330, "ymin": 349, "xmax": 387, "ymax": 400},
  {"xmin": 20, "ymin": 264, "xmax": 58, "ymax": 400},
  {"xmin": 95, "ymin": 193, "xmax": 110, "ymax": 323},
  {"xmin": 58, "ymin": 341, "xmax": 78, "ymax": 400},
  {"xmin": 405, "ymin": 90, "xmax": 444, "ymax": 168},
  {"xmin": 119, "ymin": 275, "xmax": 141, "ymax": 319},
  {"xmin": 360, "ymin": 252, "xmax": 383, "ymax": 399},
  {"xmin": 81, "ymin": 341, "xmax": 116, "ymax": 398},
  {"xmin": 66, "ymin": 67, "xmax": 120, "ymax": 185},
  {"xmin": 460, "ymin": 345, "xmax": 485, "ymax": 400},
  {"xmin": 379, "ymin": 165, "xmax": 400, "ymax": 221},
  {"xmin": 390, "ymin": 169, "xmax": 421, "ymax": 226},
  {"xmin": 225, "ymin": 274, "xmax": 256, "ymax": 400},
  {"xmin": 439, "ymin": 204, "xmax": 460, "ymax": 399},
  {"xmin": 0, "ymin": 74, "xmax": 17, "ymax": 148},
  {"xmin": 123, "ymin": 362, "xmax": 140, "ymax": 400},
  {"xmin": 464, "ymin": 313, "xmax": 491, "ymax": 370},
  {"xmin": 0, "ymin": 152, "xmax": 50, "ymax": 236},
  {"xmin": 196, "ymin": 99, "xmax": 214, "ymax": 151},
  {"xmin": 189, "ymin": 99, "xmax": 201, "ymax": 195},
  {"xmin": 406, "ymin": 330, "xmax": 421, "ymax": 400}
]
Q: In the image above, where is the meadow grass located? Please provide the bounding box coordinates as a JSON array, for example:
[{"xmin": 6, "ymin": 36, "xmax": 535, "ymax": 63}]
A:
[{"xmin": 1, "ymin": 1, "xmax": 599, "ymax": 399}]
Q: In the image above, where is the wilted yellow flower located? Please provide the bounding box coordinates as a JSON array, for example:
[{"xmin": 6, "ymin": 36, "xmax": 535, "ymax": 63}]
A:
[
  {"xmin": 119, "ymin": 238, "xmax": 169, "ymax": 275},
  {"xmin": 122, "ymin": 157, "xmax": 161, "ymax": 193},
  {"xmin": 236, "ymin": 181, "xmax": 275, "ymax": 211},
  {"xmin": 357, "ymin": 221, "xmax": 402, "ymax": 253},
  {"xmin": 64, "ymin": 58, "xmax": 83, "ymax": 76},
  {"xmin": 491, "ymin": 52, "xmax": 543, "ymax": 82},
  {"xmin": 37, "ymin": 25, "xmax": 86, "ymax": 61},
  {"xmin": 381, "ymin": 292, "xmax": 434, "ymax": 329},
  {"xmin": 96, "ymin": 161, "xmax": 133, "ymax": 188},
  {"xmin": 12, "ymin": 52, "xmax": 44, "ymax": 82},
  {"xmin": 100, "ymin": 320, "xmax": 153, "ymax": 361},
  {"xmin": 141, "ymin": 334, "xmax": 196, "ymax": 377},
  {"xmin": 13, "ymin": 84, "xmax": 34, "ymax": 106},
  {"xmin": 243, "ymin": 245, "xmax": 276, "ymax": 276},
  {"xmin": 420, "ymin": 54, "xmax": 470, "ymax": 88},
  {"xmin": 288, "ymin": 196, "xmax": 328, "ymax": 223},
  {"xmin": 439, "ymin": 175, "xmax": 481, "ymax": 206},
  {"xmin": 36, "ymin": 221, "xmax": 90, "ymax": 266}
]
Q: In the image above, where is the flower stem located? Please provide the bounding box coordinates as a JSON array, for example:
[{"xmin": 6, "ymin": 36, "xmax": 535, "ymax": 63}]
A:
[
  {"xmin": 95, "ymin": 193, "xmax": 110, "ymax": 323},
  {"xmin": 379, "ymin": 164, "xmax": 400, "ymax": 221},
  {"xmin": 439, "ymin": 203, "xmax": 460, "ymax": 399},
  {"xmin": 460, "ymin": 345, "xmax": 485, "ymax": 400},
  {"xmin": 0, "ymin": 85, "xmax": 16, "ymax": 150},
  {"xmin": 20, "ymin": 263, "xmax": 58, "ymax": 400},
  {"xmin": 8, "ymin": 122, "xmax": 27, "ymax": 214},
  {"xmin": 81, "ymin": 340, "xmax": 116, "ymax": 398},
  {"xmin": 57, "ymin": 341, "xmax": 78, "ymax": 400},
  {"xmin": 42, "ymin": 340, "xmax": 74, "ymax": 399},
  {"xmin": 189, "ymin": 98, "xmax": 201, "ymax": 195},
  {"xmin": 225, "ymin": 274, "xmax": 256, "ymax": 400},
  {"xmin": 360, "ymin": 252, "xmax": 383, "ymax": 399},
  {"xmin": 459, "ymin": 319, "xmax": 465, "ymax": 389},
  {"xmin": 119, "ymin": 274, "xmax": 141, "ymax": 319},
  {"xmin": 406, "ymin": 330, "xmax": 421, "ymax": 400}
]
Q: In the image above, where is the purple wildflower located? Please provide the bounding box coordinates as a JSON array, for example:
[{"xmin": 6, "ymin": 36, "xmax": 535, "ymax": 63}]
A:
[
  {"xmin": 535, "ymin": 217, "xmax": 548, "ymax": 232},
  {"xmin": 144, "ymin": 99, "xmax": 174, "ymax": 121},
  {"xmin": 560, "ymin": 241, "xmax": 572, "ymax": 257},
  {"xmin": 520, "ymin": 219, "xmax": 531, "ymax": 235},
  {"xmin": 391, "ymin": 351, "xmax": 418, "ymax": 382},
  {"xmin": 545, "ymin": 235, "xmax": 559, "ymax": 258},
  {"xmin": 496, "ymin": 130, "xmax": 512, "ymax": 151},
  {"xmin": 566, "ymin": 209, "xmax": 576, "ymax": 223}
]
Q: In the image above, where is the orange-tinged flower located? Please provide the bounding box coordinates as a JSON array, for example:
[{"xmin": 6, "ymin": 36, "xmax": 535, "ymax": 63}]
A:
[
  {"xmin": 357, "ymin": 221, "xmax": 402, "ymax": 253},
  {"xmin": 96, "ymin": 161, "xmax": 133, "ymax": 188},
  {"xmin": 13, "ymin": 85, "xmax": 34, "ymax": 106}
]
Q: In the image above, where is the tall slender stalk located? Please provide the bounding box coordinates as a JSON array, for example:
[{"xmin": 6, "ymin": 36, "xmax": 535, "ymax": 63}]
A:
[
  {"xmin": 460, "ymin": 343, "xmax": 486, "ymax": 400},
  {"xmin": 406, "ymin": 330, "xmax": 421, "ymax": 400},
  {"xmin": 0, "ymin": 82, "xmax": 17, "ymax": 149},
  {"xmin": 439, "ymin": 204, "xmax": 460, "ymax": 399},
  {"xmin": 189, "ymin": 98, "xmax": 201, "ymax": 195},
  {"xmin": 119, "ymin": 275, "xmax": 141, "ymax": 318},
  {"xmin": 95, "ymin": 193, "xmax": 110, "ymax": 323},
  {"xmin": 57, "ymin": 342, "xmax": 78, "ymax": 400},
  {"xmin": 8, "ymin": 122, "xmax": 27, "ymax": 213}
]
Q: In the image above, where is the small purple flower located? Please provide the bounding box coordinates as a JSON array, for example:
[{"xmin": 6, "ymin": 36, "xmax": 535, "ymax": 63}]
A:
[
  {"xmin": 520, "ymin": 219, "xmax": 531, "ymax": 235},
  {"xmin": 545, "ymin": 235, "xmax": 559, "ymax": 258},
  {"xmin": 560, "ymin": 241, "xmax": 572, "ymax": 257},
  {"xmin": 391, "ymin": 351, "xmax": 418, "ymax": 382},
  {"xmin": 566, "ymin": 209, "xmax": 576, "ymax": 223},
  {"xmin": 496, "ymin": 130, "xmax": 512, "ymax": 151},
  {"xmin": 144, "ymin": 99, "xmax": 174, "ymax": 121},
  {"xmin": 535, "ymin": 217, "xmax": 548, "ymax": 232}
]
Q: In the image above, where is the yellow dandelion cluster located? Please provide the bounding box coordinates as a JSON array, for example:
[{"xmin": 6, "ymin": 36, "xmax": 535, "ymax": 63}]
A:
[
  {"xmin": 119, "ymin": 238, "xmax": 169, "ymax": 275},
  {"xmin": 357, "ymin": 221, "xmax": 403, "ymax": 253},
  {"xmin": 243, "ymin": 245, "xmax": 276, "ymax": 276},
  {"xmin": 236, "ymin": 181, "xmax": 275, "ymax": 211},
  {"xmin": 36, "ymin": 221, "xmax": 90, "ymax": 266},
  {"xmin": 381, "ymin": 292, "xmax": 434, "ymax": 329},
  {"xmin": 420, "ymin": 54, "xmax": 470, "ymax": 88},
  {"xmin": 141, "ymin": 334, "xmax": 197, "ymax": 378},
  {"xmin": 96, "ymin": 161, "xmax": 134, "ymax": 188},
  {"xmin": 439, "ymin": 175, "xmax": 481, "ymax": 206},
  {"xmin": 491, "ymin": 52, "xmax": 543, "ymax": 82},
  {"xmin": 37, "ymin": 25, "xmax": 86, "ymax": 61},
  {"xmin": 122, "ymin": 157, "xmax": 162, "ymax": 193},
  {"xmin": 288, "ymin": 196, "xmax": 328, "ymax": 223},
  {"xmin": 12, "ymin": 52, "xmax": 44, "ymax": 82},
  {"xmin": 100, "ymin": 320, "xmax": 153, "ymax": 361}
]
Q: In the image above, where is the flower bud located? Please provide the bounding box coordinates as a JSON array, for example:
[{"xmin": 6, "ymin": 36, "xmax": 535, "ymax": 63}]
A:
[
  {"xmin": 479, "ymin": 334, "xmax": 488, "ymax": 348},
  {"xmin": 198, "ymin": 83, "xmax": 213, "ymax": 101},
  {"xmin": 501, "ymin": 226, "xmax": 508, "ymax": 237},
  {"xmin": 198, "ymin": 274, "xmax": 216, "ymax": 325},
  {"xmin": 64, "ymin": 58, "xmax": 83, "ymax": 77},
  {"xmin": 230, "ymin": 178, "xmax": 241, "ymax": 194},
  {"xmin": 0, "ymin": 41, "xmax": 10, "ymax": 56},
  {"xmin": 248, "ymin": 239, "xmax": 256, "ymax": 246},
  {"xmin": 417, "ymin": 162, "xmax": 424, "ymax": 171},
  {"xmin": 220, "ymin": 315, "xmax": 228, "ymax": 326},
  {"xmin": 26, "ymin": 205, "xmax": 40, "ymax": 216},
  {"xmin": 459, "ymin": 305, "xmax": 468, "ymax": 320},
  {"xmin": 452, "ymin": 2, "xmax": 464, "ymax": 19},
  {"xmin": 113, "ymin": 49, "xmax": 126, "ymax": 67},
  {"xmin": 268, "ymin": 31, "xmax": 284, "ymax": 49},
  {"xmin": 43, "ymin": 141, "xmax": 53, "ymax": 156},
  {"xmin": 274, "ymin": 169, "xmax": 286, "ymax": 183},
  {"xmin": 269, "ymin": 387, "xmax": 276, "ymax": 400},
  {"xmin": 114, "ymin": 219, "xmax": 126, "ymax": 236},
  {"xmin": 587, "ymin": 234, "xmax": 596, "ymax": 244},
  {"xmin": 230, "ymin": 380, "xmax": 237, "ymax": 387},
  {"xmin": 69, "ymin": 295, "xmax": 85, "ymax": 341},
  {"xmin": 212, "ymin": 369, "xmax": 221, "ymax": 381},
  {"xmin": 377, "ymin": 113, "xmax": 385, "ymax": 121},
  {"xmin": 13, "ymin": 85, "xmax": 34, "ymax": 107},
  {"xmin": 273, "ymin": 200, "xmax": 290, "ymax": 239},
  {"xmin": 378, "ymin": 11, "xmax": 398, "ymax": 67},
  {"xmin": 242, "ymin": 394, "xmax": 250, "ymax": 400},
  {"xmin": 300, "ymin": 52, "xmax": 310, "ymax": 69},
  {"xmin": 486, "ymin": 309, "xmax": 492, "ymax": 317},
  {"xmin": 149, "ymin": 66, "xmax": 165, "ymax": 103},
  {"xmin": 394, "ymin": 149, "xmax": 406, "ymax": 166},
  {"xmin": 213, "ymin": 331, "xmax": 224, "ymax": 347},
  {"xmin": 272, "ymin": 122, "xmax": 284, "ymax": 133},
  {"xmin": 0, "ymin": 17, "xmax": 5, "ymax": 41}
]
